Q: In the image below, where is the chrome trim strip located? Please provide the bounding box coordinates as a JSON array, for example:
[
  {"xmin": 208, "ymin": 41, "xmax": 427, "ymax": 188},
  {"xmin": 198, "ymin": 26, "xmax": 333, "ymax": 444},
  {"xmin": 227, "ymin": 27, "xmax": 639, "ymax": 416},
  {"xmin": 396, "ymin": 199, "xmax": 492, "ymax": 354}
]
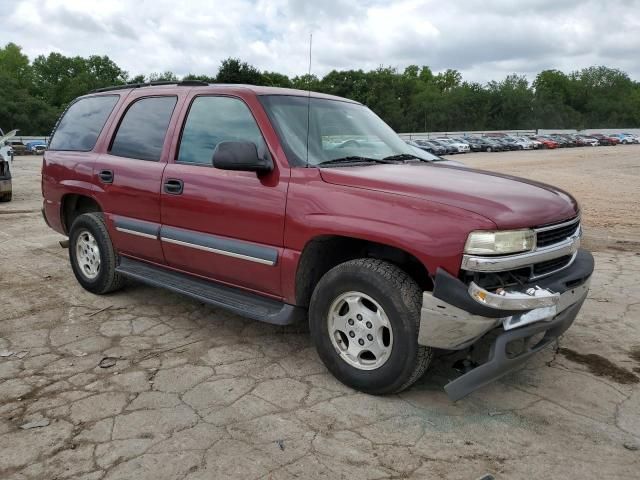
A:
[
  {"xmin": 534, "ymin": 215, "xmax": 580, "ymax": 233},
  {"xmin": 115, "ymin": 227, "xmax": 157, "ymax": 240},
  {"xmin": 113, "ymin": 215, "xmax": 160, "ymax": 238},
  {"xmin": 461, "ymin": 232, "xmax": 581, "ymax": 272},
  {"xmin": 161, "ymin": 237, "xmax": 276, "ymax": 266}
]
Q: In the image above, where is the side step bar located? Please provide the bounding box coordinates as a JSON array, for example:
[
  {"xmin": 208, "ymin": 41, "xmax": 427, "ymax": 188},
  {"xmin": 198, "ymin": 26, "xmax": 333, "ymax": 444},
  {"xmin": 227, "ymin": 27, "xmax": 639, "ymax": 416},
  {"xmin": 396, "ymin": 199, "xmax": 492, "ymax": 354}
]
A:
[{"xmin": 116, "ymin": 257, "xmax": 305, "ymax": 326}]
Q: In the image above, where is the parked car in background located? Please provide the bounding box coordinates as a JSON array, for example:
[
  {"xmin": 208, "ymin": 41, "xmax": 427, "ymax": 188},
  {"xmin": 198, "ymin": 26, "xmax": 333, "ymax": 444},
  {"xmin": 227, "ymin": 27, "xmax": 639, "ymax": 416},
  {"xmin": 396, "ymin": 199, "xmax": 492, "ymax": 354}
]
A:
[
  {"xmin": 491, "ymin": 138, "xmax": 519, "ymax": 151},
  {"xmin": 405, "ymin": 143, "xmax": 466, "ymax": 168},
  {"xmin": 554, "ymin": 134, "xmax": 578, "ymax": 147},
  {"xmin": 576, "ymin": 136, "xmax": 599, "ymax": 147},
  {"xmin": 553, "ymin": 135, "xmax": 576, "ymax": 148},
  {"xmin": 420, "ymin": 140, "xmax": 448, "ymax": 155},
  {"xmin": 503, "ymin": 137, "xmax": 533, "ymax": 150},
  {"xmin": 621, "ymin": 133, "xmax": 640, "ymax": 144},
  {"xmin": 435, "ymin": 137, "xmax": 470, "ymax": 154},
  {"xmin": 408, "ymin": 139, "xmax": 448, "ymax": 156},
  {"xmin": 428, "ymin": 139, "xmax": 457, "ymax": 155},
  {"xmin": 0, "ymin": 130, "xmax": 14, "ymax": 202},
  {"xmin": 517, "ymin": 137, "xmax": 539, "ymax": 149},
  {"xmin": 611, "ymin": 133, "xmax": 639, "ymax": 144},
  {"xmin": 591, "ymin": 133, "xmax": 618, "ymax": 146},
  {"xmin": 449, "ymin": 137, "xmax": 473, "ymax": 147},
  {"xmin": 26, "ymin": 140, "xmax": 47, "ymax": 155},
  {"xmin": 476, "ymin": 137, "xmax": 506, "ymax": 152},
  {"xmin": 6, "ymin": 140, "xmax": 26, "ymax": 155},
  {"xmin": 531, "ymin": 136, "xmax": 559, "ymax": 149},
  {"xmin": 463, "ymin": 137, "xmax": 493, "ymax": 152},
  {"xmin": 0, "ymin": 152, "xmax": 11, "ymax": 202}
]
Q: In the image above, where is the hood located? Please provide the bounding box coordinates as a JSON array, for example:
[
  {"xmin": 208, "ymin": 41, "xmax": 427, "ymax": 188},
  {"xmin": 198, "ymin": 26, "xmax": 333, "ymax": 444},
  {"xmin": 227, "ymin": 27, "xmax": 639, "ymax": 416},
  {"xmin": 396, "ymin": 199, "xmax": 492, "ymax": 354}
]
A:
[{"xmin": 319, "ymin": 163, "xmax": 578, "ymax": 229}]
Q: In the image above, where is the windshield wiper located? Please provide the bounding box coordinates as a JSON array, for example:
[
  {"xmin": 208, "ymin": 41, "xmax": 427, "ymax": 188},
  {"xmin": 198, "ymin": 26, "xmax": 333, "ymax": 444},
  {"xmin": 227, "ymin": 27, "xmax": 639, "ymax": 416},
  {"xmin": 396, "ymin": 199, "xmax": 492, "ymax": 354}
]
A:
[
  {"xmin": 382, "ymin": 153, "xmax": 428, "ymax": 162},
  {"xmin": 317, "ymin": 156, "xmax": 396, "ymax": 167}
]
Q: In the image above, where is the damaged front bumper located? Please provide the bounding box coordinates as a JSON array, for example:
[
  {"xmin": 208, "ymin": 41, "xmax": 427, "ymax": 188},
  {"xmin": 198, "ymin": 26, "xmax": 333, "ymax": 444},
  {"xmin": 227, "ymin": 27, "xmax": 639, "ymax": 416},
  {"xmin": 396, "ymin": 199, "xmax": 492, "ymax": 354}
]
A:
[{"xmin": 418, "ymin": 248, "xmax": 594, "ymax": 400}]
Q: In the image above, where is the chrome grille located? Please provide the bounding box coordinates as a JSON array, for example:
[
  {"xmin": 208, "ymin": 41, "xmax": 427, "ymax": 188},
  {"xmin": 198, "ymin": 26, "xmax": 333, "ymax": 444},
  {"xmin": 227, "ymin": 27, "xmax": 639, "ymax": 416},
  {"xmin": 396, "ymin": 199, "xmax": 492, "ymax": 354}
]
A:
[
  {"xmin": 532, "ymin": 255, "xmax": 573, "ymax": 277},
  {"xmin": 536, "ymin": 216, "xmax": 580, "ymax": 248}
]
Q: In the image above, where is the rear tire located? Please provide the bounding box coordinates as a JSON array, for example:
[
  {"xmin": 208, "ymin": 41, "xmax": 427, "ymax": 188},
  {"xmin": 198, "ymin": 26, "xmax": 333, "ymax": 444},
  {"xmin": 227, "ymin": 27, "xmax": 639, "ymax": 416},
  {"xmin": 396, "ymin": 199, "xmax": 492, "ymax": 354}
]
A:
[
  {"xmin": 309, "ymin": 258, "xmax": 432, "ymax": 395},
  {"xmin": 69, "ymin": 213, "xmax": 125, "ymax": 295}
]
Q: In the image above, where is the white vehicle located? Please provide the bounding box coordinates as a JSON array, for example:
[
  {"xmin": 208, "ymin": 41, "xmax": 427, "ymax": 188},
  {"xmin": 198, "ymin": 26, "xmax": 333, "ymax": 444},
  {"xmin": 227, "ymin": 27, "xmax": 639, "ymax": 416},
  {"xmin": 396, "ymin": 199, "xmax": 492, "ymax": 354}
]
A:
[
  {"xmin": 436, "ymin": 137, "xmax": 470, "ymax": 153},
  {"xmin": 578, "ymin": 136, "xmax": 599, "ymax": 147},
  {"xmin": 525, "ymin": 136, "xmax": 543, "ymax": 149},
  {"xmin": 0, "ymin": 129, "xmax": 16, "ymax": 202},
  {"xmin": 515, "ymin": 137, "xmax": 534, "ymax": 149},
  {"xmin": 619, "ymin": 133, "xmax": 639, "ymax": 144},
  {"xmin": 507, "ymin": 137, "xmax": 533, "ymax": 149}
]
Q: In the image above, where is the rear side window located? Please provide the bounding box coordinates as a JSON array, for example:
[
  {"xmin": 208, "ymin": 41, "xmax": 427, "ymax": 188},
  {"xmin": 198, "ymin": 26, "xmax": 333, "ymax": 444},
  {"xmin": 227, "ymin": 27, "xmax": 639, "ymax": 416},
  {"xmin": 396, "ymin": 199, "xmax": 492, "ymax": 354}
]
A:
[
  {"xmin": 110, "ymin": 96, "xmax": 177, "ymax": 161},
  {"xmin": 49, "ymin": 95, "xmax": 119, "ymax": 151},
  {"xmin": 177, "ymin": 96, "xmax": 266, "ymax": 165}
]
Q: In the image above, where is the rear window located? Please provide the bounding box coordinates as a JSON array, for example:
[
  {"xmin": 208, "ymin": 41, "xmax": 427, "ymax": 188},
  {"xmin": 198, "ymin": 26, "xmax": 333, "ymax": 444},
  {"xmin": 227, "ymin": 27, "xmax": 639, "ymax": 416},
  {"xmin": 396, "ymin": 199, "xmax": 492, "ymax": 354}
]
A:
[
  {"xmin": 49, "ymin": 95, "xmax": 119, "ymax": 151},
  {"xmin": 110, "ymin": 96, "xmax": 177, "ymax": 161}
]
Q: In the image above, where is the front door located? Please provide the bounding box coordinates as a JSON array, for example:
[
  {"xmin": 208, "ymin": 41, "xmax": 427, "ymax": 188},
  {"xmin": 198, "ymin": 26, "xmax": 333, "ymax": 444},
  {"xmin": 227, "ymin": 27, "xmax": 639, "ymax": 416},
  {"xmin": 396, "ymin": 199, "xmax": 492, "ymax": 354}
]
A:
[
  {"xmin": 92, "ymin": 94, "xmax": 179, "ymax": 264},
  {"xmin": 160, "ymin": 95, "xmax": 288, "ymax": 297}
]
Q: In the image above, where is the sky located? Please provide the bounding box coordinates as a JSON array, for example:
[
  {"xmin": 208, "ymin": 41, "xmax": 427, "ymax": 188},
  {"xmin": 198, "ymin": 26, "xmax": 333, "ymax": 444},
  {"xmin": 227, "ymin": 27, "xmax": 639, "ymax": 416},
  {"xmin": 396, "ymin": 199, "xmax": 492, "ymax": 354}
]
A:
[{"xmin": 2, "ymin": 0, "xmax": 640, "ymax": 83}]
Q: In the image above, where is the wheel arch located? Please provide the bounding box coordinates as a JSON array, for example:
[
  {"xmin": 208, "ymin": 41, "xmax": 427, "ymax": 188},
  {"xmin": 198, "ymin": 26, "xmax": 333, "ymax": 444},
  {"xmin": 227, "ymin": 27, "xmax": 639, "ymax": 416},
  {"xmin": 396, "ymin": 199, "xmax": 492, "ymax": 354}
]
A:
[
  {"xmin": 294, "ymin": 234, "xmax": 433, "ymax": 308},
  {"xmin": 61, "ymin": 193, "xmax": 103, "ymax": 234}
]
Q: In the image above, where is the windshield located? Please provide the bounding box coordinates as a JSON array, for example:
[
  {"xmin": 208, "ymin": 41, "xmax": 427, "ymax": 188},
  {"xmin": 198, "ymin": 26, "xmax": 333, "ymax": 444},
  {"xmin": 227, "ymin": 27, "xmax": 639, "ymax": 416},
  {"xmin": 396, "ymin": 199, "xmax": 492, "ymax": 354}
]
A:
[{"xmin": 259, "ymin": 95, "xmax": 440, "ymax": 166}]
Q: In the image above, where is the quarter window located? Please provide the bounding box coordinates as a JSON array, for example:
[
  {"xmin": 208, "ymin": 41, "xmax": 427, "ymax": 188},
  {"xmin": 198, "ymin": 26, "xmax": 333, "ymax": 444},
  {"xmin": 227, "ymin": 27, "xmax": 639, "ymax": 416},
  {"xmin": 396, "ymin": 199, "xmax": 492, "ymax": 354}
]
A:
[
  {"xmin": 49, "ymin": 95, "xmax": 119, "ymax": 151},
  {"xmin": 110, "ymin": 96, "xmax": 177, "ymax": 161},
  {"xmin": 178, "ymin": 96, "xmax": 266, "ymax": 165}
]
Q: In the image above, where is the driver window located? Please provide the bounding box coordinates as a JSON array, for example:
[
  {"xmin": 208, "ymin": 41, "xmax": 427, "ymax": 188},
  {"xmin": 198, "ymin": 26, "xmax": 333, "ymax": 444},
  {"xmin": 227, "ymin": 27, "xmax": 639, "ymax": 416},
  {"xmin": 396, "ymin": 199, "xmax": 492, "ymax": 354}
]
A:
[{"xmin": 178, "ymin": 96, "xmax": 266, "ymax": 166}]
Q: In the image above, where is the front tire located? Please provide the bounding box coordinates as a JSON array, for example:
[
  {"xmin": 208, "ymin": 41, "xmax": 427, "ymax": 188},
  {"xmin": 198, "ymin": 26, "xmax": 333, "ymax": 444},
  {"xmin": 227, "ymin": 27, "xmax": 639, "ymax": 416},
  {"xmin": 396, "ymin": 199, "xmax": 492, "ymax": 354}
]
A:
[
  {"xmin": 309, "ymin": 259, "xmax": 432, "ymax": 395},
  {"xmin": 69, "ymin": 213, "xmax": 124, "ymax": 294}
]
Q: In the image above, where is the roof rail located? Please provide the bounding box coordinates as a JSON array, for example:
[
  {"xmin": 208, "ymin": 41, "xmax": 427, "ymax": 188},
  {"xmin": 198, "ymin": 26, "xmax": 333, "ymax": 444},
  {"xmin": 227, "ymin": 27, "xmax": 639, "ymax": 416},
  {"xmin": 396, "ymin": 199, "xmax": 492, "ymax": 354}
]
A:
[{"xmin": 90, "ymin": 80, "xmax": 209, "ymax": 94}]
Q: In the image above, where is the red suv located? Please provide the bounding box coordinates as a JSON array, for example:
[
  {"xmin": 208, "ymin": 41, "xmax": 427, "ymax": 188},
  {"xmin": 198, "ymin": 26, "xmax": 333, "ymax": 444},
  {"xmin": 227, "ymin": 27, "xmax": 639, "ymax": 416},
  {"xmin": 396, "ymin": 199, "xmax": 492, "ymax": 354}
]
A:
[{"xmin": 42, "ymin": 82, "xmax": 593, "ymax": 399}]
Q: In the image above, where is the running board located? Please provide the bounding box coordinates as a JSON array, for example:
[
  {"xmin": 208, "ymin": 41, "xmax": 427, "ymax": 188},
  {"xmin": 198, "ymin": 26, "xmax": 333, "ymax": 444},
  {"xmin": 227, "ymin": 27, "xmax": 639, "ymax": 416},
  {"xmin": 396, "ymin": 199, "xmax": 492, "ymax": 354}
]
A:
[{"xmin": 116, "ymin": 257, "xmax": 305, "ymax": 326}]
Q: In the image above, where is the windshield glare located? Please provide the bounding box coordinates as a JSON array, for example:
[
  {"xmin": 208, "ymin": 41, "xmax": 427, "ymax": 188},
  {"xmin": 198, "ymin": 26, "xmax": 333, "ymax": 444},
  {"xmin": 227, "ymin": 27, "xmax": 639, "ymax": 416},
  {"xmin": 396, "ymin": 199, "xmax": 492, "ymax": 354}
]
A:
[{"xmin": 259, "ymin": 95, "xmax": 439, "ymax": 166}]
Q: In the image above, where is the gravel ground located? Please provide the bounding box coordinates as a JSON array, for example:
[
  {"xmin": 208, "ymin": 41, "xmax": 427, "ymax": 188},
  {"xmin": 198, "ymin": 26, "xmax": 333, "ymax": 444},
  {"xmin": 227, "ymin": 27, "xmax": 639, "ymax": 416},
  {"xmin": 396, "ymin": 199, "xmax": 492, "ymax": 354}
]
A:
[{"xmin": 1, "ymin": 148, "xmax": 639, "ymax": 479}]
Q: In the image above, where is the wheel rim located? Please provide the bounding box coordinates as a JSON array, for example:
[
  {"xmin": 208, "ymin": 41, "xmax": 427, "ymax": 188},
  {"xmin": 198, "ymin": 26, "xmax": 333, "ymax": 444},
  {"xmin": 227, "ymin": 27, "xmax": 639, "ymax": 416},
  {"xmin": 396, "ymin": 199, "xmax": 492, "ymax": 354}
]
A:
[
  {"xmin": 75, "ymin": 230, "xmax": 101, "ymax": 280},
  {"xmin": 327, "ymin": 291, "xmax": 393, "ymax": 371}
]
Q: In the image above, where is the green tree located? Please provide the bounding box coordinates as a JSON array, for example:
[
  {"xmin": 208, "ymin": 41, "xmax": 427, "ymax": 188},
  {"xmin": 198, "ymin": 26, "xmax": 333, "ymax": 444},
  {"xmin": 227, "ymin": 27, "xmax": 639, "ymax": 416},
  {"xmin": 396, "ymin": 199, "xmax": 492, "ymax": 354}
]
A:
[
  {"xmin": 216, "ymin": 58, "xmax": 264, "ymax": 85},
  {"xmin": 3, "ymin": 42, "xmax": 640, "ymax": 135},
  {"xmin": 148, "ymin": 71, "xmax": 178, "ymax": 82}
]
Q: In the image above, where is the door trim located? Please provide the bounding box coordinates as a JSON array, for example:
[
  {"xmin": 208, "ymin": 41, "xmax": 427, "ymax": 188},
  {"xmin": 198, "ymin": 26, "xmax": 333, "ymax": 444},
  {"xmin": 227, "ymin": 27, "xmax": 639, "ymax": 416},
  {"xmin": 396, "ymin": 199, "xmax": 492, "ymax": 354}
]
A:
[
  {"xmin": 113, "ymin": 216, "xmax": 160, "ymax": 239},
  {"xmin": 160, "ymin": 225, "xmax": 277, "ymax": 266}
]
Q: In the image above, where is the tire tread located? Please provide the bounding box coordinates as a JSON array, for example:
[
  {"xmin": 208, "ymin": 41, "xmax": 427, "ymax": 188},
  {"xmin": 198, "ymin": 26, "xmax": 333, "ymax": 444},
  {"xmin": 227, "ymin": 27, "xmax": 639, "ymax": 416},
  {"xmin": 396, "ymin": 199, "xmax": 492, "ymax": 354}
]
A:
[
  {"xmin": 70, "ymin": 212, "xmax": 124, "ymax": 294},
  {"xmin": 310, "ymin": 258, "xmax": 432, "ymax": 394}
]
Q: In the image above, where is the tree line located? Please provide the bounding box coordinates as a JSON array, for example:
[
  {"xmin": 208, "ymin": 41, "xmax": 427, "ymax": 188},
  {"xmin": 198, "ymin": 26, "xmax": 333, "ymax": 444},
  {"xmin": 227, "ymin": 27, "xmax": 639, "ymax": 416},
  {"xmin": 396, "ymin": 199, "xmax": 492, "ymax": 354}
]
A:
[{"xmin": 1, "ymin": 42, "xmax": 639, "ymax": 136}]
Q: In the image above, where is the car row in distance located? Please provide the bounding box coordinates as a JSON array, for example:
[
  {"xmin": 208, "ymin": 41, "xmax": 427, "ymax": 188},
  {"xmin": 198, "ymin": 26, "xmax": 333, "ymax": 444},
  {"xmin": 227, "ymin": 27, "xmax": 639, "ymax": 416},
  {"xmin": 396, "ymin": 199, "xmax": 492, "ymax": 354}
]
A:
[
  {"xmin": 0, "ymin": 139, "xmax": 47, "ymax": 157},
  {"xmin": 407, "ymin": 132, "xmax": 639, "ymax": 154}
]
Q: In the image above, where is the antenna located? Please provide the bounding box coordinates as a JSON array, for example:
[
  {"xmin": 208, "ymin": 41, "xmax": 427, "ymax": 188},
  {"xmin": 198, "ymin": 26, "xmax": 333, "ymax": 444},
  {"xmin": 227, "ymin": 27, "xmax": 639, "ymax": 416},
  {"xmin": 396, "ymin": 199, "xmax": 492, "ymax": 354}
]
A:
[{"xmin": 305, "ymin": 33, "xmax": 312, "ymax": 168}]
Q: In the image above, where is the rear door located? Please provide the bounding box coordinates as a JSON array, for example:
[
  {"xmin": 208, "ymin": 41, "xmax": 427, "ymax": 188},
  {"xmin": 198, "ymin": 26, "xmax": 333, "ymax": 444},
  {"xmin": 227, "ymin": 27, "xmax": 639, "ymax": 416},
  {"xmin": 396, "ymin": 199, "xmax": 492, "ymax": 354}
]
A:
[
  {"xmin": 92, "ymin": 92, "xmax": 182, "ymax": 264},
  {"xmin": 160, "ymin": 94, "xmax": 288, "ymax": 297}
]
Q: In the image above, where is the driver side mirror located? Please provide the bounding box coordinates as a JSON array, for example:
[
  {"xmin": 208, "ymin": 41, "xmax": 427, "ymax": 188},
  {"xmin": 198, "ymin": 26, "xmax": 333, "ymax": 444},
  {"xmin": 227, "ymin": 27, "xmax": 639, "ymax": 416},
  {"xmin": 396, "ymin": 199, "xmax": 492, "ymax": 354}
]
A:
[{"xmin": 212, "ymin": 141, "xmax": 273, "ymax": 173}]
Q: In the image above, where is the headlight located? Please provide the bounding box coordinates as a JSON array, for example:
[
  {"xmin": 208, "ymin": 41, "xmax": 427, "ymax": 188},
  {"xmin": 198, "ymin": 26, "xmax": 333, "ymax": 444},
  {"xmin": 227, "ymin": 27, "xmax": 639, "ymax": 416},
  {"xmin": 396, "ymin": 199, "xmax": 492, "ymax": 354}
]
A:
[{"xmin": 464, "ymin": 229, "xmax": 536, "ymax": 255}]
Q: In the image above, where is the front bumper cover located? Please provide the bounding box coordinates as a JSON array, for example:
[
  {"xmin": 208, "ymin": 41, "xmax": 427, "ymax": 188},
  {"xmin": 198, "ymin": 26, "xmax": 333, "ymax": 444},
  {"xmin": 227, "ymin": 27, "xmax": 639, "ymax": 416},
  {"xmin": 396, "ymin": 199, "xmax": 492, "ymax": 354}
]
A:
[{"xmin": 418, "ymin": 248, "xmax": 594, "ymax": 400}]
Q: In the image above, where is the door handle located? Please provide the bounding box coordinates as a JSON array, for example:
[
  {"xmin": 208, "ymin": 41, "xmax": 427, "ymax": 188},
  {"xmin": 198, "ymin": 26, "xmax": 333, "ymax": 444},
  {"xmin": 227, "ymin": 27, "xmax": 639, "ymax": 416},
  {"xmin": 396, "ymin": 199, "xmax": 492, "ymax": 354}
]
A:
[
  {"xmin": 164, "ymin": 179, "xmax": 184, "ymax": 195},
  {"xmin": 98, "ymin": 170, "xmax": 114, "ymax": 184}
]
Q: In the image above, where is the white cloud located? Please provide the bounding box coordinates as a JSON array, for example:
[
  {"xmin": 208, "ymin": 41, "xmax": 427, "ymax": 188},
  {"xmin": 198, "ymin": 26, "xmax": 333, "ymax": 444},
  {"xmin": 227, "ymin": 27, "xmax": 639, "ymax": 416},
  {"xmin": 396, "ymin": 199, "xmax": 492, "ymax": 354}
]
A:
[{"xmin": 2, "ymin": 0, "xmax": 639, "ymax": 83}]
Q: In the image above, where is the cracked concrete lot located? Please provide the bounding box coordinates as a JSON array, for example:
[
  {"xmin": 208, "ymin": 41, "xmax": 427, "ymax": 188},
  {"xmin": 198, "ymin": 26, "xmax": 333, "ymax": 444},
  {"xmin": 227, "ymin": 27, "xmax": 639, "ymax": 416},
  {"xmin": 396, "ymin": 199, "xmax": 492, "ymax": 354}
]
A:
[{"xmin": 1, "ymin": 148, "xmax": 640, "ymax": 479}]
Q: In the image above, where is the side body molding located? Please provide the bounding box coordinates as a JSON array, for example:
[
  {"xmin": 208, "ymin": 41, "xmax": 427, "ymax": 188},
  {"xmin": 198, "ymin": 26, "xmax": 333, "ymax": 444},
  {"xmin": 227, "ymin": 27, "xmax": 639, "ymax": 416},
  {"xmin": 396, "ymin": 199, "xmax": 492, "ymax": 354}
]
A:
[{"xmin": 159, "ymin": 225, "xmax": 278, "ymax": 266}]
